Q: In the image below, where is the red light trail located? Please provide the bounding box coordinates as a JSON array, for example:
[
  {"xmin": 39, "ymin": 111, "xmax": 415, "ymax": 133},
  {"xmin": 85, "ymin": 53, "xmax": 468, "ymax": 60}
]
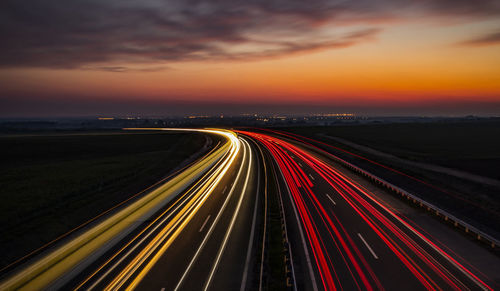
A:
[{"xmin": 238, "ymin": 130, "xmax": 493, "ymax": 291}]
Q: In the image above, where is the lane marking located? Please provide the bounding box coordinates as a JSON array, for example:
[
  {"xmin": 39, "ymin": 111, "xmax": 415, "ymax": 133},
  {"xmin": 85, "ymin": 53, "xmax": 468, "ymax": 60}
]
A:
[
  {"xmin": 298, "ymin": 162, "xmax": 303, "ymax": 167},
  {"xmin": 308, "ymin": 173, "xmax": 315, "ymax": 181},
  {"xmin": 358, "ymin": 233, "xmax": 378, "ymax": 259},
  {"xmin": 85, "ymin": 158, "xmax": 229, "ymax": 290},
  {"xmin": 199, "ymin": 215, "xmax": 211, "ymax": 232},
  {"xmin": 257, "ymin": 146, "xmax": 268, "ymax": 291},
  {"xmin": 222, "ymin": 186, "xmax": 228, "ymax": 194},
  {"xmin": 327, "ymin": 161, "xmax": 491, "ymax": 290},
  {"xmin": 173, "ymin": 138, "xmax": 248, "ymax": 291},
  {"xmin": 204, "ymin": 139, "xmax": 254, "ymax": 291},
  {"xmin": 116, "ymin": 133, "xmax": 242, "ymax": 290},
  {"xmin": 241, "ymin": 140, "xmax": 260, "ymax": 291},
  {"xmin": 326, "ymin": 194, "xmax": 336, "ymax": 206}
]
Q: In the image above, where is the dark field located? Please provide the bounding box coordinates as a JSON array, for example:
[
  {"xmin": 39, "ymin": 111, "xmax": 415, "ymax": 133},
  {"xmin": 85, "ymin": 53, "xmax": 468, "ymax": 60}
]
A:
[
  {"xmin": 284, "ymin": 120, "xmax": 500, "ymax": 180},
  {"xmin": 0, "ymin": 131, "xmax": 211, "ymax": 268}
]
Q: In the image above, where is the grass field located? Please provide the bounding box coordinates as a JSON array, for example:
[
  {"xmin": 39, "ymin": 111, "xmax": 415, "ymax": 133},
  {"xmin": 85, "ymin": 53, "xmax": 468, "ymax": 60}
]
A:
[
  {"xmin": 283, "ymin": 120, "xmax": 500, "ymax": 180},
  {"xmin": 0, "ymin": 131, "xmax": 211, "ymax": 268}
]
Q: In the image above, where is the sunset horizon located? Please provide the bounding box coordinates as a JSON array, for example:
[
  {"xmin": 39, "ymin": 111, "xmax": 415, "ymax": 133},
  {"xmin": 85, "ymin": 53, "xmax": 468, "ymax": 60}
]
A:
[{"xmin": 1, "ymin": 0, "xmax": 500, "ymax": 117}]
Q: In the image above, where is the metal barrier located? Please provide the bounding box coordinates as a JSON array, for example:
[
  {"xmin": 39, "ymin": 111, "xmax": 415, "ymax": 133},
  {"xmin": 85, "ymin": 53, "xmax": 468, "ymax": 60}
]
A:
[{"xmin": 322, "ymin": 151, "xmax": 500, "ymax": 249}]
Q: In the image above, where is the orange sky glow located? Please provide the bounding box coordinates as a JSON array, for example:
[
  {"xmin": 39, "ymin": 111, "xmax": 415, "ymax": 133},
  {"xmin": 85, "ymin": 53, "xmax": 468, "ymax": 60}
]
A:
[{"xmin": 1, "ymin": 2, "xmax": 499, "ymax": 116}]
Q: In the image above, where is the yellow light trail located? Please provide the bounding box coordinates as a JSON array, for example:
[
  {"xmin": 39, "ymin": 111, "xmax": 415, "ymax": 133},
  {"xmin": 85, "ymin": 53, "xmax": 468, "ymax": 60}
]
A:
[
  {"xmin": 172, "ymin": 138, "xmax": 250, "ymax": 291},
  {"xmin": 78, "ymin": 145, "xmax": 231, "ymax": 290},
  {"xmin": 105, "ymin": 129, "xmax": 241, "ymax": 290},
  {"xmin": 203, "ymin": 138, "xmax": 253, "ymax": 291},
  {"xmin": 0, "ymin": 128, "xmax": 240, "ymax": 291}
]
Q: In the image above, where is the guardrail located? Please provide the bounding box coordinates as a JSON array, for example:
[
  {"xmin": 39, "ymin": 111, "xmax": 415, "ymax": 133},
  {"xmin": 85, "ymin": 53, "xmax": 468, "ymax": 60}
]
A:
[
  {"xmin": 273, "ymin": 166, "xmax": 296, "ymax": 290},
  {"xmin": 321, "ymin": 150, "xmax": 500, "ymax": 250},
  {"xmin": 280, "ymin": 195, "xmax": 295, "ymax": 290},
  {"xmin": 272, "ymin": 157, "xmax": 296, "ymax": 291}
]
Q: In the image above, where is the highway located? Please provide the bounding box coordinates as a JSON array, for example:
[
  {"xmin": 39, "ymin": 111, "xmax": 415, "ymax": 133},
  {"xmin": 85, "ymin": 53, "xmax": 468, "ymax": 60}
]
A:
[
  {"xmin": 0, "ymin": 129, "xmax": 267, "ymax": 291},
  {"xmin": 69, "ymin": 135, "xmax": 263, "ymax": 291},
  {"xmin": 238, "ymin": 130, "xmax": 495, "ymax": 291},
  {"xmin": 0, "ymin": 128, "xmax": 497, "ymax": 290},
  {"xmin": 259, "ymin": 128, "xmax": 500, "ymax": 237}
]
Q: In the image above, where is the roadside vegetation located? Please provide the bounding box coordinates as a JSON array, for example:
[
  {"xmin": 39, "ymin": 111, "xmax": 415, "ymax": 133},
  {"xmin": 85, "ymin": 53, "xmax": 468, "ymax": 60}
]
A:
[{"xmin": 0, "ymin": 131, "xmax": 211, "ymax": 268}]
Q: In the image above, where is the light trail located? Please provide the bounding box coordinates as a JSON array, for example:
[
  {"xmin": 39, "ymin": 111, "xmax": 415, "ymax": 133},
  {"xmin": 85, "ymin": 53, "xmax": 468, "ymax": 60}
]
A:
[
  {"xmin": 0, "ymin": 128, "xmax": 240, "ymax": 291},
  {"xmin": 239, "ymin": 130, "xmax": 493, "ymax": 291},
  {"xmin": 2, "ymin": 127, "xmax": 493, "ymax": 291},
  {"xmin": 302, "ymin": 147, "xmax": 493, "ymax": 290},
  {"xmin": 82, "ymin": 149, "xmax": 232, "ymax": 290},
  {"xmin": 203, "ymin": 138, "xmax": 253, "ymax": 291},
  {"xmin": 172, "ymin": 138, "xmax": 249, "ymax": 291},
  {"xmin": 259, "ymin": 128, "xmax": 498, "ymax": 217},
  {"xmin": 272, "ymin": 147, "xmax": 319, "ymax": 291},
  {"xmin": 105, "ymin": 129, "xmax": 241, "ymax": 290},
  {"xmin": 0, "ymin": 141, "xmax": 221, "ymax": 276},
  {"xmin": 253, "ymin": 141, "xmax": 269, "ymax": 291},
  {"xmin": 240, "ymin": 139, "xmax": 262, "ymax": 291}
]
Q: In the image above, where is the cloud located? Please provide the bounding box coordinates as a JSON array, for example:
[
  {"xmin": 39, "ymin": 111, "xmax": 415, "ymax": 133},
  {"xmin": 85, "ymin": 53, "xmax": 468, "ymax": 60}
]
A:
[
  {"xmin": 418, "ymin": 0, "xmax": 500, "ymax": 18},
  {"xmin": 81, "ymin": 65, "xmax": 171, "ymax": 73},
  {"xmin": 1, "ymin": 0, "xmax": 499, "ymax": 70},
  {"xmin": 458, "ymin": 30, "xmax": 500, "ymax": 46}
]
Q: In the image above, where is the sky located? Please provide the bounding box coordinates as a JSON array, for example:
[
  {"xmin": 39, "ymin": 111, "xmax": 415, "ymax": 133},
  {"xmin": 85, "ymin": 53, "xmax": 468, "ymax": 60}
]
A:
[{"xmin": 1, "ymin": 0, "xmax": 500, "ymax": 117}]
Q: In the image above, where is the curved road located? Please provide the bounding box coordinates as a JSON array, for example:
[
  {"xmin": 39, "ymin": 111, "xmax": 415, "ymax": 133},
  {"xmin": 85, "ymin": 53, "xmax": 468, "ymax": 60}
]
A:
[{"xmin": 0, "ymin": 128, "xmax": 497, "ymax": 291}]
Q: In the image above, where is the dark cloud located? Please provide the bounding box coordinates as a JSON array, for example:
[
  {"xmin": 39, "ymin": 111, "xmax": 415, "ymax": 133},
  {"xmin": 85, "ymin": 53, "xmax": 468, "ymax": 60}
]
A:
[
  {"xmin": 1, "ymin": 0, "xmax": 499, "ymax": 69},
  {"xmin": 420, "ymin": 0, "xmax": 500, "ymax": 17},
  {"xmin": 81, "ymin": 65, "xmax": 170, "ymax": 73},
  {"xmin": 459, "ymin": 30, "xmax": 500, "ymax": 46}
]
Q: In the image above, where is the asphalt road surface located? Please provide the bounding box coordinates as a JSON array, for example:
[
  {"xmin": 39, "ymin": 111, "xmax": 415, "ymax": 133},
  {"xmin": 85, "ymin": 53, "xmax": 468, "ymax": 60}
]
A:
[
  {"xmin": 1, "ymin": 128, "xmax": 497, "ymax": 291},
  {"xmin": 239, "ymin": 130, "xmax": 495, "ymax": 291}
]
